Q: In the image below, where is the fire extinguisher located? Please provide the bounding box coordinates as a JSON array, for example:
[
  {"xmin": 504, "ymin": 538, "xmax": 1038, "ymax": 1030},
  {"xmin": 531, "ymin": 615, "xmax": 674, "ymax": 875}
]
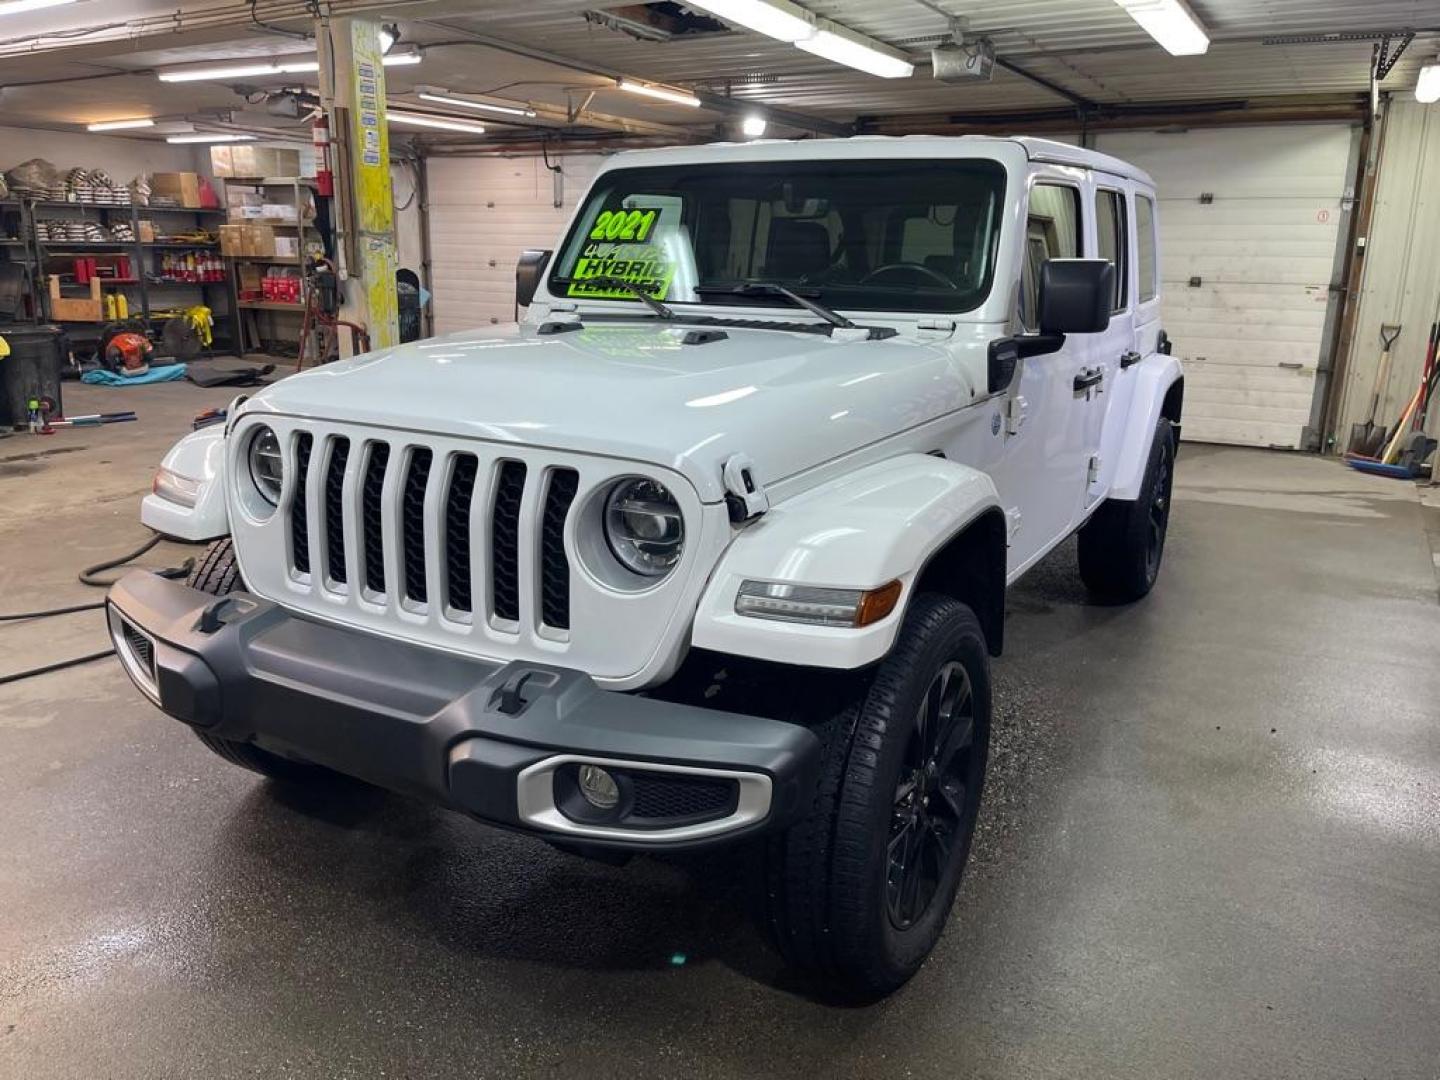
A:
[{"xmin": 313, "ymin": 114, "xmax": 334, "ymax": 198}]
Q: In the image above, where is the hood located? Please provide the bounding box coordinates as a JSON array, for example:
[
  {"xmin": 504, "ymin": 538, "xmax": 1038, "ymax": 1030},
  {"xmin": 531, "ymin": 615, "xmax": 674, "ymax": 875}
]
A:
[{"xmin": 244, "ymin": 320, "xmax": 978, "ymax": 502}]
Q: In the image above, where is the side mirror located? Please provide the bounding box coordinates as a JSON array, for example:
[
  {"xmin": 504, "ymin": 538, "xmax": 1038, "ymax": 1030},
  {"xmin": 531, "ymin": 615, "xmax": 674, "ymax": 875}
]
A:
[
  {"xmin": 1038, "ymin": 259, "xmax": 1113, "ymax": 335},
  {"xmin": 515, "ymin": 249, "xmax": 552, "ymax": 309}
]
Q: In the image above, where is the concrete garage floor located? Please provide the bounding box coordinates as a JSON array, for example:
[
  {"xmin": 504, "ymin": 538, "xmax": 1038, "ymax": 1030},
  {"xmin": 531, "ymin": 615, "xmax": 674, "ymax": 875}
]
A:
[{"xmin": 2, "ymin": 379, "xmax": 1438, "ymax": 1079}]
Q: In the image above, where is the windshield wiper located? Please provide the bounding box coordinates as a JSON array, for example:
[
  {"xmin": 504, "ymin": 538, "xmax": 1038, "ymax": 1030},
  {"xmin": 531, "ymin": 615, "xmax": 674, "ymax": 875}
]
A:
[
  {"xmin": 692, "ymin": 281, "xmax": 856, "ymax": 330},
  {"xmin": 551, "ymin": 275, "xmax": 674, "ymax": 320}
]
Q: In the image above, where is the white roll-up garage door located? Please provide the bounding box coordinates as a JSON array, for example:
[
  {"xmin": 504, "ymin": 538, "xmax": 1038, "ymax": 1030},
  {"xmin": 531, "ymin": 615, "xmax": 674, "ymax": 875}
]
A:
[
  {"xmin": 426, "ymin": 154, "xmax": 605, "ymax": 334},
  {"xmin": 1096, "ymin": 125, "xmax": 1357, "ymax": 448}
]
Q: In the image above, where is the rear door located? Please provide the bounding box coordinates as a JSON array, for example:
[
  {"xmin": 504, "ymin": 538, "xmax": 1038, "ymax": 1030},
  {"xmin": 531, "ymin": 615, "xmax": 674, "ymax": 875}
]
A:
[{"xmin": 1079, "ymin": 177, "xmax": 1135, "ymax": 512}]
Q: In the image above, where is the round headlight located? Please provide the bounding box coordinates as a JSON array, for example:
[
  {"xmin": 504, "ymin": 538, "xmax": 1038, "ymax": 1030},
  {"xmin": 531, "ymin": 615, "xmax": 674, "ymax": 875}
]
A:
[
  {"xmin": 247, "ymin": 425, "xmax": 284, "ymax": 506},
  {"xmin": 604, "ymin": 477, "xmax": 684, "ymax": 578}
]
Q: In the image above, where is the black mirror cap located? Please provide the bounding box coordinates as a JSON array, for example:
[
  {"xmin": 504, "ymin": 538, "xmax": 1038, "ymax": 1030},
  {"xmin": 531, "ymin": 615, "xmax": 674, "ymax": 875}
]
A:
[
  {"xmin": 1039, "ymin": 259, "xmax": 1113, "ymax": 336},
  {"xmin": 515, "ymin": 249, "xmax": 553, "ymax": 309}
]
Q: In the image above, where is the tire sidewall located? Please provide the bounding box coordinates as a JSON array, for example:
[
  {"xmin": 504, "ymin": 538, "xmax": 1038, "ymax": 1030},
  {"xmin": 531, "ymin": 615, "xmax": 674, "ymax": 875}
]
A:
[{"xmin": 852, "ymin": 597, "xmax": 992, "ymax": 982}]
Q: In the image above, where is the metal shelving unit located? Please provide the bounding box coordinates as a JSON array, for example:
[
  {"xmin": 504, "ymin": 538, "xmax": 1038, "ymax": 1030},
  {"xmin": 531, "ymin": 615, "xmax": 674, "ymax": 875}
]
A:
[{"xmin": 9, "ymin": 198, "xmax": 240, "ymax": 355}]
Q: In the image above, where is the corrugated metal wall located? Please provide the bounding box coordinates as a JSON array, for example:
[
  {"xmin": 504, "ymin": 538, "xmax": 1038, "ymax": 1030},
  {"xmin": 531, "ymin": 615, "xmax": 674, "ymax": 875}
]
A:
[
  {"xmin": 426, "ymin": 154, "xmax": 604, "ymax": 334},
  {"xmin": 1334, "ymin": 101, "xmax": 1440, "ymax": 462}
]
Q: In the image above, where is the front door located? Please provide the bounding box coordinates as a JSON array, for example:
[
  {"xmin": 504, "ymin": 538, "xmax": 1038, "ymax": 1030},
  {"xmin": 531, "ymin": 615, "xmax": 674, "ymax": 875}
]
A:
[{"xmin": 991, "ymin": 177, "xmax": 1095, "ymax": 577}]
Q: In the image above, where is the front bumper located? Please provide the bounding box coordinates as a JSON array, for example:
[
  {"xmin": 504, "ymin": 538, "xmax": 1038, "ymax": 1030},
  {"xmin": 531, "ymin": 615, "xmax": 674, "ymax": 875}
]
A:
[{"xmin": 107, "ymin": 571, "xmax": 820, "ymax": 851}]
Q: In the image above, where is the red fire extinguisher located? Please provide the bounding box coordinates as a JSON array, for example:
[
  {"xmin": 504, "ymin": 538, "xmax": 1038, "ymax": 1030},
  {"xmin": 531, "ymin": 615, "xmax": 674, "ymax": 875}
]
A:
[{"xmin": 313, "ymin": 114, "xmax": 334, "ymax": 198}]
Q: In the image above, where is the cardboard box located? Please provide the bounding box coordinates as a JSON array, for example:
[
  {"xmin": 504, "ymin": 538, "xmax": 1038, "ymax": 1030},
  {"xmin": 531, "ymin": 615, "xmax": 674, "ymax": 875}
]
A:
[
  {"xmin": 274, "ymin": 236, "xmax": 299, "ymax": 259},
  {"xmin": 219, "ymin": 224, "xmax": 245, "ymax": 257},
  {"xmin": 150, "ymin": 171, "xmax": 201, "ymax": 208},
  {"xmin": 137, "ymin": 220, "xmax": 156, "ymax": 243},
  {"xmin": 261, "ymin": 203, "xmax": 297, "ymax": 223},
  {"xmin": 242, "ymin": 224, "xmax": 275, "ymax": 258},
  {"xmin": 228, "ymin": 205, "xmax": 265, "ymax": 221},
  {"xmin": 47, "ymin": 275, "xmax": 103, "ymax": 321},
  {"xmin": 237, "ymin": 263, "xmax": 263, "ymax": 292},
  {"xmin": 225, "ymin": 186, "xmax": 263, "ymax": 207}
]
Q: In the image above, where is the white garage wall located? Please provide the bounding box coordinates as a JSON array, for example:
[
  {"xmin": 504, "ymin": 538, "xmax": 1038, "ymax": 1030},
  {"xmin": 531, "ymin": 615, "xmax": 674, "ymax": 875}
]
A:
[
  {"xmin": 1, "ymin": 124, "xmax": 201, "ymax": 184},
  {"xmin": 426, "ymin": 154, "xmax": 605, "ymax": 334},
  {"xmin": 1333, "ymin": 100, "xmax": 1440, "ymax": 456},
  {"xmin": 1096, "ymin": 125, "xmax": 1357, "ymax": 449}
]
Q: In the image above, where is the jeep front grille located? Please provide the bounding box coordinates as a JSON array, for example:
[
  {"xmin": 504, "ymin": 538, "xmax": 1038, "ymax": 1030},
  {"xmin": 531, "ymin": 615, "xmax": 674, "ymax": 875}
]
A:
[{"xmin": 287, "ymin": 434, "xmax": 580, "ymax": 632}]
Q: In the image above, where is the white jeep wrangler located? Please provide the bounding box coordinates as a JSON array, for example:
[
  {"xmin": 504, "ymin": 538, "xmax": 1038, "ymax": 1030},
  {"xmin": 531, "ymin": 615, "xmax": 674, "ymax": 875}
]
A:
[{"xmin": 111, "ymin": 136, "xmax": 1182, "ymax": 996}]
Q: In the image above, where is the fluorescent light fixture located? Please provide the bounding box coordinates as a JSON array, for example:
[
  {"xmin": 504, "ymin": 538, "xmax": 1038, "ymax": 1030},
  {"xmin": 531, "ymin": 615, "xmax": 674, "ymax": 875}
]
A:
[
  {"xmin": 87, "ymin": 118, "xmax": 156, "ymax": 132},
  {"xmin": 417, "ymin": 91, "xmax": 536, "ymax": 118},
  {"xmin": 1418, "ymin": 61, "xmax": 1440, "ymax": 104},
  {"xmin": 165, "ymin": 133, "xmax": 256, "ymax": 144},
  {"xmin": 388, "ymin": 110, "xmax": 486, "ymax": 134},
  {"xmin": 796, "ymin": 22, "xmax": 914, "ymax": 78},
  {"xmin": 382, "ymin": 50, "xmax": 422, "ymax": 67},
  {"xmin": 617, "ymin": 79, "xmax": 702, "ymax": 107},
  {"xmin": 742, "ymin": 113, "xmax": 767, "ymax": 137},
  {"xmin": 0, "ymin": 0, "xmax": 76, "ymax": 16},
  {"xmin": 1113, "ymin": 0, "xmax": 1209, "ymax": 57},
  {"xmin": 277, "ymin": 59, "xmax": 320, "ymax": 73},
  {"xmin": 158, "ymin": 62, "xmax": 282, "ymax": 83},
  {"xmin": 683, "ymin": 0, "xmax": 813, "ymax": 43}
]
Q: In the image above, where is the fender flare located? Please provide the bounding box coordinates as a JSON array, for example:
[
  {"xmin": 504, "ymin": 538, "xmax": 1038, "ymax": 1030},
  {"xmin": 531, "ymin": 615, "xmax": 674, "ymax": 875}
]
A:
[
  {"xmin": 140, "ymin": 425, "xmax": 230, "ymax": 542},
  {"xmin": 1108, "ymin": 354, "xmax": 1183, "ymax": 502},
  {"xmin": 691, "ymin": 453, "xmax": 1002, "ymax": 670}
]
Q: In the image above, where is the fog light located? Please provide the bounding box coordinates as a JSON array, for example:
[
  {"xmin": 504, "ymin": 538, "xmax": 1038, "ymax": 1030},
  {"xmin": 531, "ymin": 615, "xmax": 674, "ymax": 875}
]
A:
[{"xmin": 577, "ymin": 764, "xmax": 620, "ymax": 809}]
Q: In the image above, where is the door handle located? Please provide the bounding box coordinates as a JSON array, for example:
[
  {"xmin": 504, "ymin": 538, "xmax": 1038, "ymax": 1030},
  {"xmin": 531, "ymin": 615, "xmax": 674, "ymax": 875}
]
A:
[
  {"xmin": 1120, "ymin": 350, "xmax": 1143, "ymax": 369},
  {"xmin": 1073, "ymin": 368, "xmax": 1103, "ymax": 392}
]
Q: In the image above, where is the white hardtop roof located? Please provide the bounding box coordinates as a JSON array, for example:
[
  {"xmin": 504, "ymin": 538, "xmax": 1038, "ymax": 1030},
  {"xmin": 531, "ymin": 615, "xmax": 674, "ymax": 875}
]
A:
[{"xmin": 602, "ymin": 134, "xmax": 1155, "ymax": 189}]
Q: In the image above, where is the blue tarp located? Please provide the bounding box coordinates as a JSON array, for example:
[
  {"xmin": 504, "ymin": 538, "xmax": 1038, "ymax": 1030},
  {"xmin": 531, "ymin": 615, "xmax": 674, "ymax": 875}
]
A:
[{"xmin": 81, "ymin": 363, "xmax": 187, "ymax": 386}]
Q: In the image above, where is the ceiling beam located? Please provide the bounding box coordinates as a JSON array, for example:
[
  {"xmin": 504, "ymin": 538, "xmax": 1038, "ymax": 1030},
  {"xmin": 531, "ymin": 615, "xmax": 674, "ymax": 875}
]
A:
[{"xmin": 414, "ymin": 18, "xmax": 850, "ymax": 137}]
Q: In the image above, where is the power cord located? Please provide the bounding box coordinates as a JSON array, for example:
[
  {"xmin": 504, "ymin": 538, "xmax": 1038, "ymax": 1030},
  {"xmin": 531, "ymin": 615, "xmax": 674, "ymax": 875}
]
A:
[{"xmin": 0, "ymin": 533, "xmax": 196, "ymax": 686}]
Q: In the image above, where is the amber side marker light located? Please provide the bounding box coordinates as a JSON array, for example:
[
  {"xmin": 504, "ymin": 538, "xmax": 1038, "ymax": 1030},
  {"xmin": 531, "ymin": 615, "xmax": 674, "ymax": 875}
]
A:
[
  {"xmin": 855, "ymin": 579, "xmax": 903, "ymax": 626},
  {"xmin": 735, "ymin": 579, "xmax": 903, "ymax": 627}
]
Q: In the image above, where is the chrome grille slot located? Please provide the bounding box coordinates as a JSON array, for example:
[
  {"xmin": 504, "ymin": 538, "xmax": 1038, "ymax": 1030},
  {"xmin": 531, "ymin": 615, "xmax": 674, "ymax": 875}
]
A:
[
  {"xmin": 540, "ymin": 468, "xmax": 579, "ymax": 630},
  {"xmin": 402, "ymin": 448, "xmax": 433, "ymax": 605},
  {"xmin": 290, "ymin": 432, "xmax": 313, "ymax": 576},
  {"xmin": 445, "ymin": 453, "xmax": 479, "ymax": 614},
  {"xmin": 323, "ymin": 437, "xmax": 350, "ymax": 586},
  {"xmin": 361, "ymin": 442, "xmax": 388, "ymax": 594},
  {"xmin": 492, "ymin": 461, "xmax": 526, "ymax": 624}
]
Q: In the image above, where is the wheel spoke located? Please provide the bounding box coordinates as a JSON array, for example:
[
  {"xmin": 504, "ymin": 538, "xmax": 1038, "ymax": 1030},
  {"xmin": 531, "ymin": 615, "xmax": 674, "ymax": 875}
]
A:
[
  {"xmin": 936, "ymin": 776, "xmax": 966, "ymax": 820},
  {"xmin": 935, "ymin": 711, "xmax": 974, "ymax": 773},
  {"xmin": 897, "ymin": 825, "xmax": 926, "ymax": 924}
]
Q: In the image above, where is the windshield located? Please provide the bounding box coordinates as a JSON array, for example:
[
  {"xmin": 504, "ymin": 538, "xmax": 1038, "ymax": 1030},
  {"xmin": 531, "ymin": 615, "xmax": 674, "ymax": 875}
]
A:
[{"xmin": 548, "ymin": 159, "xmax": 1006, "ymax": 315}]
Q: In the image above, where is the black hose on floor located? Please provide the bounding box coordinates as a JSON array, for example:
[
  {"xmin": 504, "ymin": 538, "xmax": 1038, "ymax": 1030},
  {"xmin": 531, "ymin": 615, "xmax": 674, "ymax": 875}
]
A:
[{"xmin": 0, "ymin": 532, "xmax": 195, "ymax": 685}]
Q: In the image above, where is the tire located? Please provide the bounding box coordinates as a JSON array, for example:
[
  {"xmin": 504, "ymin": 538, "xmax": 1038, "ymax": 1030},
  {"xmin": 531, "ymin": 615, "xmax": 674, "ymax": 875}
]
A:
[
  {"xmin": 185, "ymin": 538, "xmax": 321, "ymax": 783},
  {"xmin": 186, "ymin": 535, "xmax": 244, "ymax": 595},
  {"xmin": 760, "ymin": 593, "xmax": 992, "ymax": 998},
  {"xmin": 1077, "ymin": 418, "xmax": 1175, "ymax": 602}
]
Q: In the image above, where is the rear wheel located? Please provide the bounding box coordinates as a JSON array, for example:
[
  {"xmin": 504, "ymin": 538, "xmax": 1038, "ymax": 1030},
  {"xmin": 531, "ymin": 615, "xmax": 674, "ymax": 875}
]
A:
[
  {"xmin": 760, "ymin": 593, "xmax": 991, "ymax": 998},
  {"xmin": 185, "ymin": 538, "xmax": 325, "ymax": 783},
  {"xmin": 1077, "ymin": 418, "xmax": 1175, "ymax": 601}
]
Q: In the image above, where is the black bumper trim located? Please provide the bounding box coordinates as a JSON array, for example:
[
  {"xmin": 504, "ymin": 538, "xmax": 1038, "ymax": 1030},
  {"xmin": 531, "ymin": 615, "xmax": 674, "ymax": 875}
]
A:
[{"xmin": 106, "ymin": 571, "xmax": 820, "ymax": 851}]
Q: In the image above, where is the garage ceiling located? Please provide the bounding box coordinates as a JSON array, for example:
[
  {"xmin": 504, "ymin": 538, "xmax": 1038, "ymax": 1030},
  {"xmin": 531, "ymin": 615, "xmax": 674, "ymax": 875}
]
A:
[{"xmin": 0, "ymin": 0, "xmax": 1436, "ymax": 144}]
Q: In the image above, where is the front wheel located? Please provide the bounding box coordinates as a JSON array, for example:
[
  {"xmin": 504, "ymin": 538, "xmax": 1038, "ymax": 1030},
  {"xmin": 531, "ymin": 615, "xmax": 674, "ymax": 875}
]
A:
[
  {"xmin": 1077, "ymin": 417, "xmax": 1175, "ymax": 601},
  {"xmin": 760, "ymin": 593, "xmax": 991, "ymax": 998}
]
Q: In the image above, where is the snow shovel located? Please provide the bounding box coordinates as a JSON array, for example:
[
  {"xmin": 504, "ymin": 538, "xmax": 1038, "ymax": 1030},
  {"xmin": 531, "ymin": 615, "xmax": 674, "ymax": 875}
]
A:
[{"xmin": 1348, "ymin": 323, "xmax": 1401, "ymax": 457}]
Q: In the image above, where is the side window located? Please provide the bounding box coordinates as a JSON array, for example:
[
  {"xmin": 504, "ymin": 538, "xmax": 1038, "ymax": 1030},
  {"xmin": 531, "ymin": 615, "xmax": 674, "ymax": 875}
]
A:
[
  {"xmin": 1136, "ymin": 194, "xmax": 1157, "ymax": 303},
  {"xmin": 1020, "ymin": 183, "xmax": 1081, "ymax": 330},
  {"xmin": 1096, "ymin": 189, "xmax": 1127, "ymax": 312}
]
